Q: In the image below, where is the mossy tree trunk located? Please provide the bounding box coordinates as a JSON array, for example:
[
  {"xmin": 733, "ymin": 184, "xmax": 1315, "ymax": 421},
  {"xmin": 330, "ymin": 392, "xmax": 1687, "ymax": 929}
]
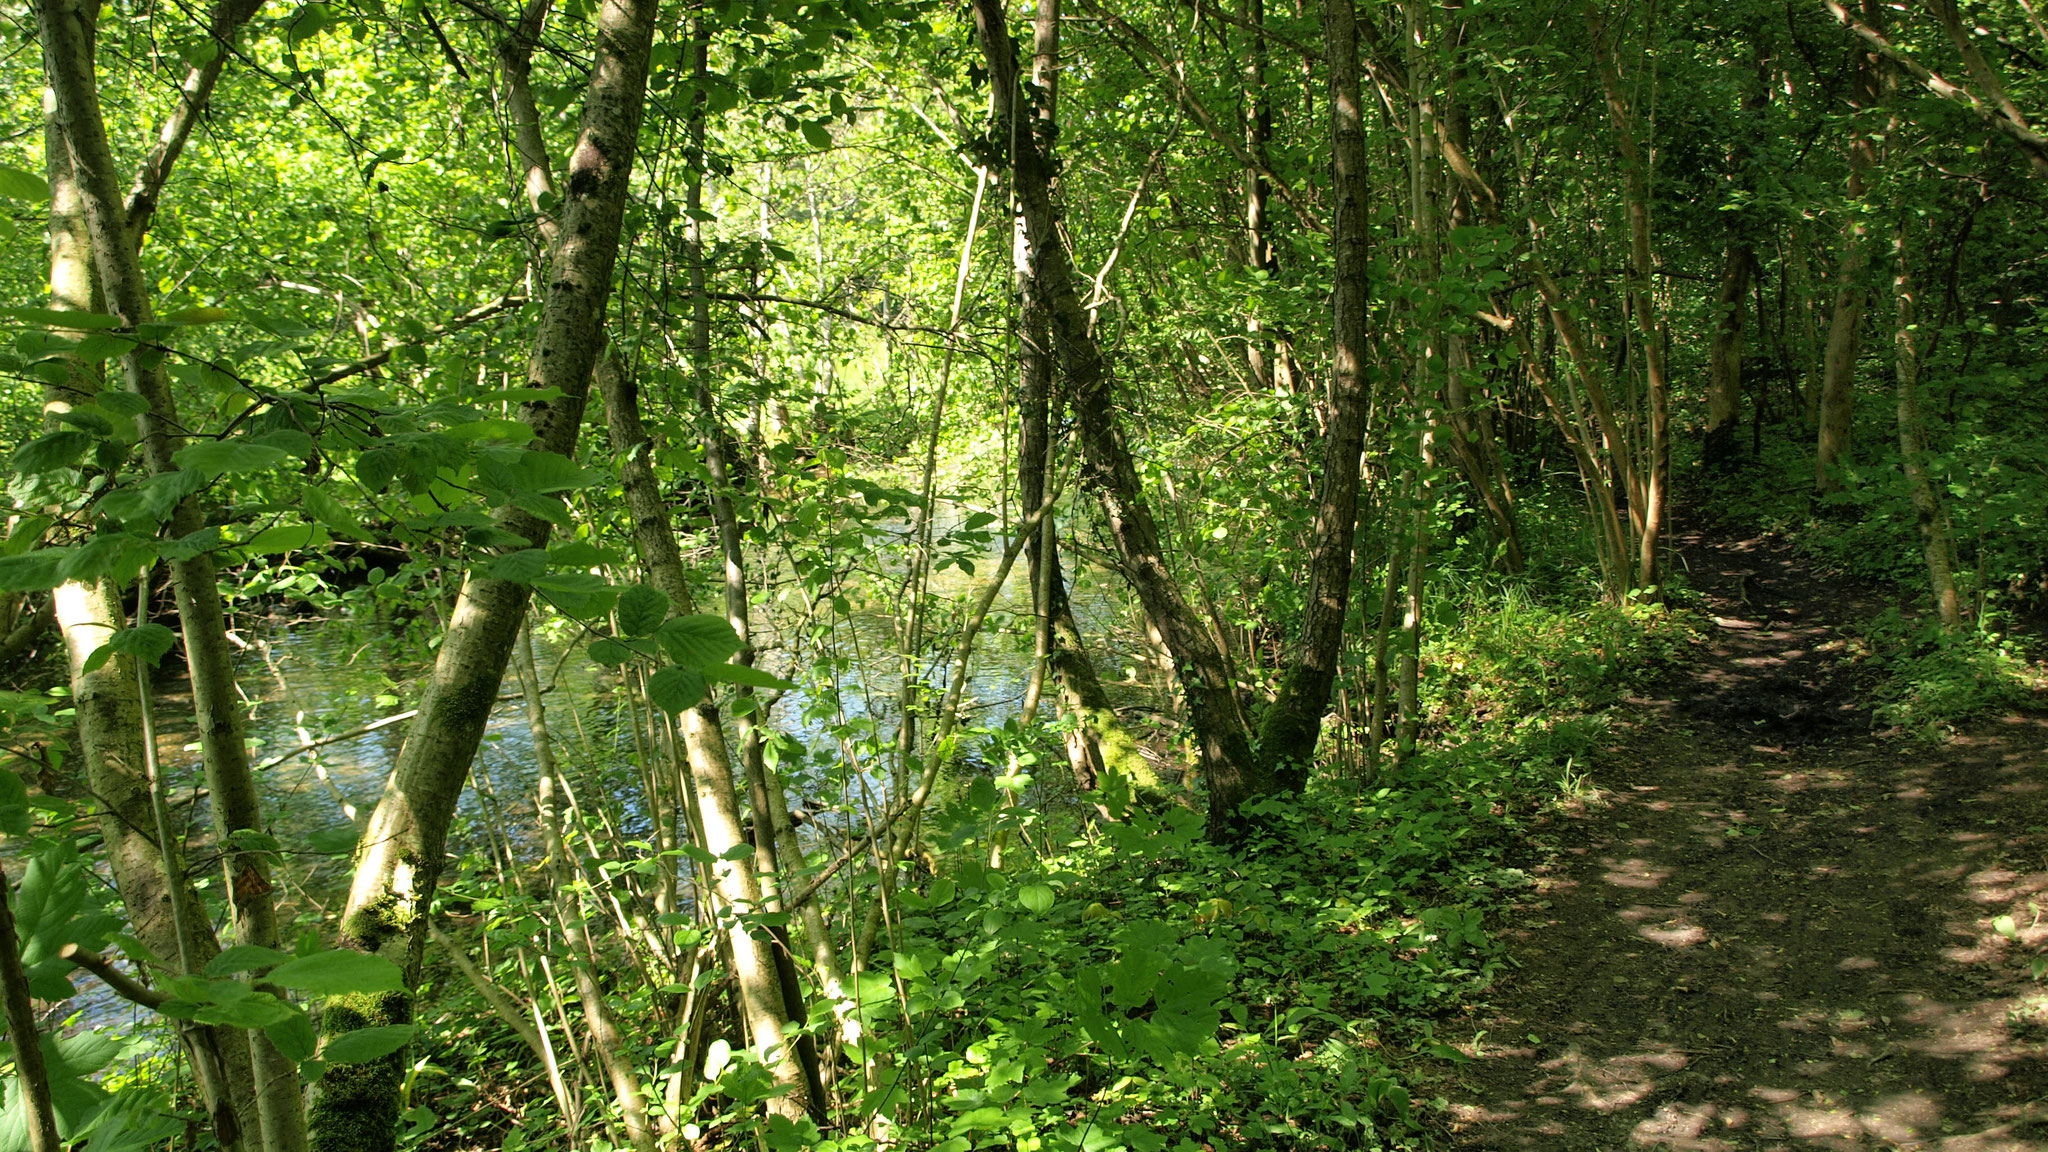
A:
[{"xmin": 312, "ymin": 2, "xmax": 659, "ymax": 1147}]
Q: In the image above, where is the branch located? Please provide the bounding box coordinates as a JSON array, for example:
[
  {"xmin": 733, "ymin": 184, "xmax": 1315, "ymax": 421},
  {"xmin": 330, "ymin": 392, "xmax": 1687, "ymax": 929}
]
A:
[
  {"xmin": 1071, "ymin": 0, "xmax": 1328, "ymax": 235},
  {"xmin": 60, "ymin": 945, "xmax": 168, "ymax": 1010},
  {"xmin": 125, "ymin": 0, "xmax": 266, "ymax": 245},
  {"xmin": 704, "ymin": 292, "xmax": 960, "ymax": 337},
  {"xmin": 309, "ymin": 295, "xmax": 527, "ymax": 388},
  {"xmin": 1824, "ymin": 0, "xmax": 2048, "ymax": 177}
]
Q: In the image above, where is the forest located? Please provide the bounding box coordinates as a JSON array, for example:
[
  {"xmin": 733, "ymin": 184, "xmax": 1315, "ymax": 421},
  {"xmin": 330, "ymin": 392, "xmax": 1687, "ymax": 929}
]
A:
[{"xmin": 0, "ymin": 0, "xmax": 2045, "ymax": 1148}]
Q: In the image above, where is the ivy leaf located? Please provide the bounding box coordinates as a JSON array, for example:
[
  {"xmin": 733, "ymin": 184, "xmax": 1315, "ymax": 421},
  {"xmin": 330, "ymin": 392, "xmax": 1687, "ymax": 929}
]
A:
[
  {"xmin": 646, "ymin": 666, "xmax": 706, "ymax": 713},
  {"xmin": 655, "ymin": 615, "xmax": 741, "ymax": 668},
  {"xmin": 615, "ymin": 585, "xmax": 671, "ymax": 637}
]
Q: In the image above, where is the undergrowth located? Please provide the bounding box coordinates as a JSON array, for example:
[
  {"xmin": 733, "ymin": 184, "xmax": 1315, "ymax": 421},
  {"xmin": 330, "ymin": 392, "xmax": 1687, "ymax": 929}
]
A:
[
  {"xmin": 400, "ymin": 586, "xmax": 1699, "ymax": 1152},
  {"xmin": 1857, "ymin": 608, "xmax": 2045, "ymax": 737}
]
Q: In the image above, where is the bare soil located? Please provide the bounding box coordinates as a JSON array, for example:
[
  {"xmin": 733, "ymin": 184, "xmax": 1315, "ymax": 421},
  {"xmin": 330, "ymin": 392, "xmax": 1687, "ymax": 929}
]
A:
[{"xmin": 1437, "ymin": 531, "xmax": 2048, "ymax": 1151}]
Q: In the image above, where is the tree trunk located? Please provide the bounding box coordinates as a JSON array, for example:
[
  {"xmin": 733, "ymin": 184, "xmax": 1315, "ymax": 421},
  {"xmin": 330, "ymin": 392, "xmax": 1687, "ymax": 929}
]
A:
[
  {"xmin": 1704, "ymin": 245, "xmax": 1755, "ymax": 466},
  {"xmin": 1256, "ymin": 0, "xmax": 1372, "ymax": 791},
  {"xmin": 313, "ymin": 3, "xmax": 658, "ymax": 1148},
  {"xmin": 1818, "ymin": 36, "xmax": 1881, "ymax": 494},
  {"xmin": 1890, "ymin": 220, "xmax": 1963, "ymax": 628},
  {"xmin": 970, "ymin": 0, "xmax": 1272, "ymax": 840}
]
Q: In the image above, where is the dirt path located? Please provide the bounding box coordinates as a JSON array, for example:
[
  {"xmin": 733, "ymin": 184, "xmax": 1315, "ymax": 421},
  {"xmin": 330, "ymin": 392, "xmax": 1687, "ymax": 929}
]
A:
[{"xmin": 1439, "ymin": 531, "xmax": 2048, "ymax": 1151}]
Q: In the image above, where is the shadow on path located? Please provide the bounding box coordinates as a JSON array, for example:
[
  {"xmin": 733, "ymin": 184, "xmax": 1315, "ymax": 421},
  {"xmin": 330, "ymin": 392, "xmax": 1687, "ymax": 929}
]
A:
[{"xmin": 1442, "ymin": 532, "xmax": 2048, "ymax": 1151}]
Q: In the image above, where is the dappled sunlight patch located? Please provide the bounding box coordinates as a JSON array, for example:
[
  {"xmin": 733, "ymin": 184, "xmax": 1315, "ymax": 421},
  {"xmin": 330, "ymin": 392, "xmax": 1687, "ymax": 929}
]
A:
[
  {"xmin": 1602, "ymin": 857, "xmax": 1672, "ymax": 889},
  {"xmin": 1630, "ymin": 1101, "xmax": 1744, "ymax": 1150},
  {"xmin": 1544, "ymin": 1043, "xmax": 1692, "ymax": 1112}
]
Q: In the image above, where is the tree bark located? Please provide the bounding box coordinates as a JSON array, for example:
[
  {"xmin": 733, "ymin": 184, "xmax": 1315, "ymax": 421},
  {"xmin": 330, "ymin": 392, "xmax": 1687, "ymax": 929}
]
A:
[
  {"xmin": 971, "ymin": 0, "xmax": 1273, "ymax": 839},
  {"xmin": 1817, "ymin": 24, "xmax": 1882, "ymax": 494},
  {"xmin": 0, "ymin": 862, "xmax": 61, "ymax": 1152},
  {"xmin": 1704, "ymin": 245, "xmax": 1755, "ymax": 466},
  {"xmin": 314, "ymin": 2, "xmax": 658, "ymax": 1147},
  {"xmin": 1256, "ymin": 0, "xmax": 1372, "ymax": 791},
  {"xmin": 1890, "ymin": 220, "xmax": 1963, "ymax": 627}
]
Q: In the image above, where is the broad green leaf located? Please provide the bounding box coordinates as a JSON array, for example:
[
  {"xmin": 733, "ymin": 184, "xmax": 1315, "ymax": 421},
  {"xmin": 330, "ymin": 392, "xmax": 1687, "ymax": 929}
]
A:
[
  {"xmin": 95, "ymin": 390, "xmax": 150, "ymax": 418},
  {"xmin": 82, "ymin": 624, "xmax": 178, "ymax": 674},
  {"xmin": 266, "ymin": 1013, "xmax": 319, "ymax": 1063},
  {"xmin": 0, "ymin": 550, "xmax": 66, "ymax": 593},
  {"xmin": 57, "ymin": 533, "xmax": 157, "ymax": 585},
  {"xmin": 249, "ymin": 429, "xmax": 314, "ymax": 460},
  {"xmin": 237, "ymin": 523, "xmax": 323, "ymax": 555},
  {"xmin": 1019, "ymin": 884, "xmax": 1055, "ymax": 914},
  {"xmin": 321, "ymin": 1024, "xmax": 415, "ymax": 1065},
  {"xmin": 175, "ymin": 440, "xmax": 291, "ymax": 478},
  {"xmin": 646, "ymin": 666, "xmax": 706, "ymax": 713},
  {"xmin": 303, "ymin": 486, "xmax": 365, "ymax": 536},
  {"xmin": 355, "ymin": 449, "xmax": 399, "ymax": 492},
  {"xmin": 486, "ymin": 549, "xmax": 548, "ymax": 584},
  {"xmin": 12, "ymin": 431, "xmax": 92, "ymax": 473},
  {"xmin": 548, "ymin": 540, "xmax": 621, "ymax": 568},
  {"xmin": 615, "ymin": 585, "xmax": 670, "ymax": 636},
  {"xmin": 702, "ymin": 663, "xmax": 797, "ymax": 690},
  {"xmin": 0, "ymin": 307, "xmax": 121, "ymax": 329},
  {"xmin": 205, "ymin": 945, "xmax": 292, "ymax": 977},
  {"xmin": 162, "ymin": 305, "xmax": 231, "ymax": 325},
  {"xmin": 476, "ymin": 448, "xmax": 599, "ymax": 494},
  {"xmin": 265, "ymin": 949, "xmax": 405, "ymax": 997},
  {"xmin": 0, "ymin": 165, "xmax": 50, "ymax": 202},
  {"xmin": 801, "ymin": 120, "xmax": 833, "ymax": 149},
  {"xmin": 587, "ymin": 638, "xmax": 639, "ymax": 666},
  {"xmin": 655, "ymin": 614, "xmax": 742, "ymax": 668},
  {"xmin": 0, "ymin": 769, "xmax": 30, "ymax": 836},
  {"xmin": 444, "ymin": 419, "xmax": 535, "ymax": 443},
  {"xmin": 1, "ymin": 517, "xmax": 51, "ymax": 558}
]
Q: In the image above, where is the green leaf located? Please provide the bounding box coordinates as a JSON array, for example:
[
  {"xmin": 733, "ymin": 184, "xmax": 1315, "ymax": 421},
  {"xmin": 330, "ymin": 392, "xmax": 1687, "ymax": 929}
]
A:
[
  {"xmin": 801, "ymin": 120, "xmax": 833, "ymax": 149},
  {"xmin": 0, "ymin": 550, "xmax": 66, "ymax": 593},
  {"xmin": 82, "ymin": 624, "xmax": 178, "ymax": 674},
  {"xmin": 1, "ymin": 518, "xmax": 51, "ymax": 558},
  {"xmin": 205, "ymin": 945, "xmax": 291, "ymax": 977},
  {"xmin": 655, "ymin": 615, "xmax": 742, "ymax": 668},
  {"xmin": 249, "ymin": 429, "xmax": 314, "ymax": 461},
  {"xmin": 702, "ymin": 663, "xmax": 797, "ymax": 690},
  {"xmin": 237, "ymin": 523, "xmax": 323, "ymax": 555},
  {"xmin": 321, "ymin": 1024, "xmax": 415, "ymax": 1064},
  {"xmin": 0, "ymin": 165, "xmax": 51, "ymax": 202},
  {"xmin": 265, "ymin": 949, "xmax": 405, "ymax": 997},
  {"xmin": 94, "ymin": 390, "xmax": 150, "ymax": 418},
  {"xmin": 646, "ymin": 666, "xmax": 706, "ymax": 713},
  {"xmin": 0, "ymin": 769, "xmax": 31, "ymax": 836},
  {"xmin": 175, "ymin": 440, "xmax": 291, "ymax": 478},
  {"xmin": 476, "ymin": 449, "xmax": 599, "ymax": 494},
  {"xmin": 355, "ymin": 449, "xmax": 399, "ymax": 493},
  {"xmin": 486, "ymin": 549, "xmax": 549, "ymax": 584},
  {"xmin": 303, "ymin": 486, "xmax": 365, "ymax": 536},
  {"xmin": 12, "ymin": 431, "xmax": 92, "ymax": 473},
  {"xmin": 265, "ymin": 1013, "xmax": 319, "ymax": 1063},
  {"xmin": 615, "ymin": 585, "xmax": 670, "ymax": 636},
  {"xmin": 443, "ymin": 419, "xmax": 535, "ymax": 444},
  {"xmin": 1019, "ymin": 884, "xmax": 1055, "ymax": 914},
  {"xmin": 587, "ymin": 638, "xmax": 639, "ymax": 666},
  {"xmin": 0, "ymin": 307, "xmax": 122, "ymax": 330}
]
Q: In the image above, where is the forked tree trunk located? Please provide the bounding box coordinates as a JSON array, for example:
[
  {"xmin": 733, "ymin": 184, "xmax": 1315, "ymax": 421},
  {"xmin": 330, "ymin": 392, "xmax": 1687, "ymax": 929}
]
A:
[{"xmin": 313, "ymin": 3, "xmax": 659, "ymax": 1147}]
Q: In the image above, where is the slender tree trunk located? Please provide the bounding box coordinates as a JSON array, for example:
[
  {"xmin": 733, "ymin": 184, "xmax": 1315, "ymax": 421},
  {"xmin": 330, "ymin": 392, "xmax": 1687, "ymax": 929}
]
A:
[
  {"xmin": 514, "ymin": 631, "xmax": 658, "ymax": 1152},
  {"xmin": 313, "ymin": 4, "xmax": 658, "ymax": 1148},
  {"xmin": 1818, "ymin": 30, "xmax": 1882, "ymax": 494},
  {"xmin": 971, "ymin": 0, "xmax": 1271, "ymax": 840},
  {"xmin": 1890, "ymin": 220, "xmax": 1963, "ymax": 627},
  {"xmin": 0, "ymin": 862, "xmax": 60, "ymax": 1152},
  {"xmin": 37, "ymin": 4, "xmax": 279, "ymax": 1146},
  {"xmin": 1704, "ymin": 245, "xmax": 1754, "ymax": 466},
  {"xmin": 1587, "ymin": 2, "xmax": 1670, "ymax": 590},
  {"xmin": 1256, "ymin": 0, "xmax": 1372, "ymax": 791}
]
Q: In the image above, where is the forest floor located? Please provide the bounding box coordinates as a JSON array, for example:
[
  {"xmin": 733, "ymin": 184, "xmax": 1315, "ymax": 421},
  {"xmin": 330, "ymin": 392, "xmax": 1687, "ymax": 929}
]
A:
[{"xmin": 1431, "ymin": 529, "xmax": 2048, "ymax": 1151}]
